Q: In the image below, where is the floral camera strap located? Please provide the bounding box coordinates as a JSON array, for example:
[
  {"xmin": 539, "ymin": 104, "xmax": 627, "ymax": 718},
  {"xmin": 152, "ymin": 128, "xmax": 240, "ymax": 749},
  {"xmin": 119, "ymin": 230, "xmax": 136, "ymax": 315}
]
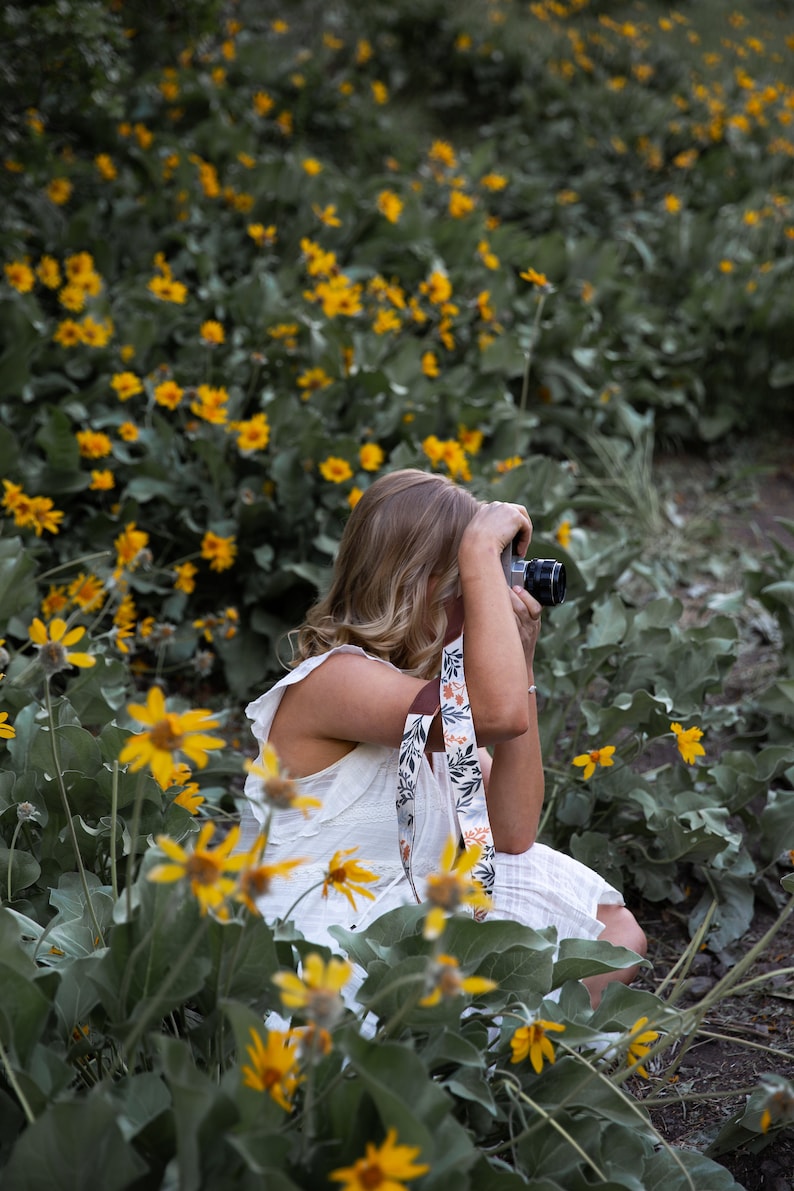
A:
[{"xmin": 397, "ymin": 626, "xmax": 496, "ymax": 906}]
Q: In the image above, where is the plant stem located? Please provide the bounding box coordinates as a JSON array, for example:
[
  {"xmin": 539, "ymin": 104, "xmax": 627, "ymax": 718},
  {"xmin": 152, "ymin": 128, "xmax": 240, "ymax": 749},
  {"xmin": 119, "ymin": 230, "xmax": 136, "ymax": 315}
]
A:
[
  {"xmin": 44, "ymin": 680, "xmax": 105, "ymax": 947},
  {"xmin": 110, "ymin": 760, "xmax": 120, "ymax": 901},
  {"xmin": 6, "ymin": 819, "xmax": 23, "ymax": 904},
  {"xmin": 121, "ymin": 920, "xmax": 205, "ymax": 1063},
  {"xmin": 125, "ymin": 771, "xmax": 149, "ymax": 922},
  {"xmin": 0, "ymin": 1034, "xmax": 35, "ymax": 1125},
  {"xmin": 518, "ymin": 294, "xmax": 546, "ymax": 413}
]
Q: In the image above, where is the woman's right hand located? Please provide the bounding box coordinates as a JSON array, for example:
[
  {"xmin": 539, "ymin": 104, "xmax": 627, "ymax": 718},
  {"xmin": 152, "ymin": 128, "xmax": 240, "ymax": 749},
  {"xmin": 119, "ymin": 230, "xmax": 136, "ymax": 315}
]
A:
[{"xmin": 459, "ymin": 500, "xmax": 533, "ymax": 563}]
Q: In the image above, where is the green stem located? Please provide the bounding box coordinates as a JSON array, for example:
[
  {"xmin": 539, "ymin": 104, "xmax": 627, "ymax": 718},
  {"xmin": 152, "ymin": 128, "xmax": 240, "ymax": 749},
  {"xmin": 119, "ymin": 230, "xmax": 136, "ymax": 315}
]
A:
[
  {"xmin": 0, "ymin": 1034, "xmax": 35, "ymax": 1125},
  {"xmin": 125, "ymin": 771, "xmax": 149, "ymax": 922},
  {"xmin": 518, "ymin": 294, "xmax": 546, "ymax": 413},
  {"xmin": 37, "ymin": 550, "xmax": 112, "ymax": 584},
  {"xmin": 44, "ymin": 680, "xmax": 105, "ymax": 947},
  {"xmin": 6, "ymin": 819, "xmax": 23, "ymax": 904},
  {"xmin": 109, "ymin": 760, "xmax": 120, "ymax": 901}
]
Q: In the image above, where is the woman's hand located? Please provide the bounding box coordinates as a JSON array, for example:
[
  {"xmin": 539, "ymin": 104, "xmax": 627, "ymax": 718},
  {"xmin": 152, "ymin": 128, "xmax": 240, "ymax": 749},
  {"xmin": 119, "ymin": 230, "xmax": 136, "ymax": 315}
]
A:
[
  {"xmin": 459, "ymin": 500, "xmax": 533, "ymax": 564},
  {"xmin": 510, "ymin": 585, "xmax": 543, "ymax": 673}
]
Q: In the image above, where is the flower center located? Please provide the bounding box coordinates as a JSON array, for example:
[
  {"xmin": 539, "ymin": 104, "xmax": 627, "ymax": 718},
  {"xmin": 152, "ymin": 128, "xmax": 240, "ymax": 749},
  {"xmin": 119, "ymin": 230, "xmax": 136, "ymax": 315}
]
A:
[
  {"xmin": 357, "ymin": 1162, "xmax": 385, "ymax": 1190},
  {"xmin": 186, "ymin": 854, "xmax": 221, "ymax": 886},
  {"xmin": 264, "ymin": 776, "xmax": 299, "ymax": 807},
  {"xmin": 38, "ymin": 641, "xmax": 68, "ymax": 674},
  {"xmin": 149, "ymin": 714, "xmax": 184, "ymax": 753},
  {"xmin": 426, "ymin": 873, "xmax": 461, "ymax": 910}
]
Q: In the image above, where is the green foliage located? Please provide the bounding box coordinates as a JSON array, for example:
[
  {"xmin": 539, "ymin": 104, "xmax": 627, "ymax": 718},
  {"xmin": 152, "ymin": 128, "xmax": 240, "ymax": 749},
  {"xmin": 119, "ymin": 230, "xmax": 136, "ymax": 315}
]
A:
[{"xmin": 0, "ymin": 0, "xmax": 793, "ymax": 1185}]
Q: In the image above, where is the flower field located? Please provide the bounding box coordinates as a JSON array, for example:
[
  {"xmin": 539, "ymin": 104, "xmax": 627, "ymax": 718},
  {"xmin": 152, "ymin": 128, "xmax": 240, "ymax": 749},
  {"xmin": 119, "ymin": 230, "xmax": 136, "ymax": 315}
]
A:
[{"xmin": 1, "ymin": 0, "xmax": 793, "ymax": 1187}]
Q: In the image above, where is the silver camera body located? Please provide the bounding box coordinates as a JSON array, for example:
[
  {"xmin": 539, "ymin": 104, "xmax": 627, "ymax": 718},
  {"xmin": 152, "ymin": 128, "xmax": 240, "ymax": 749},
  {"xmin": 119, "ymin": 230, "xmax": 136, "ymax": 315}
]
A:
[{"xmin": 500, "ymin": 545, "xmax": 566, "ymax": 606}]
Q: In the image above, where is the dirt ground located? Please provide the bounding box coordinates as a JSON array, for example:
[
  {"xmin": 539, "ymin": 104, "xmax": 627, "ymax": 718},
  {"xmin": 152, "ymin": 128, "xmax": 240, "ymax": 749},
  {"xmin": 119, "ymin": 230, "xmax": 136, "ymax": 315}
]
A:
[{"xmin": 633, "ymin": 436, "xmax": 794, "ymax": 1191}]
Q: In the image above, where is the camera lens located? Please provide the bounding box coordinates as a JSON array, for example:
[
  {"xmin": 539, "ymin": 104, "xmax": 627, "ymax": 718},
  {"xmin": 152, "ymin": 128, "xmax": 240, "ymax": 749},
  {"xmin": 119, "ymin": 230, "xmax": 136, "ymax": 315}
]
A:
[{"xmin": 523, "ymin": 558, "xmax": 566, "ymax": 606}]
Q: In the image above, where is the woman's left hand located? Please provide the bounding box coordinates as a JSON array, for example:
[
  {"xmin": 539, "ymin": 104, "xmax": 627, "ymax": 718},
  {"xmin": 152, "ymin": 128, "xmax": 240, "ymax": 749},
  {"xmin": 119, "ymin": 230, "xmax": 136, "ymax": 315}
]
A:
[{"xmin": 509, "ymin": 585, "xmax": 543, "ymax": 672}]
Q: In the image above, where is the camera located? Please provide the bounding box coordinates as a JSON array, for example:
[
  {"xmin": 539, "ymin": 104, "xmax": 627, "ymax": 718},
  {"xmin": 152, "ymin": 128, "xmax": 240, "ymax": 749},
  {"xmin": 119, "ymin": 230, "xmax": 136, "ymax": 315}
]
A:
[{"xmin": 501, "ymin": 545, "xmax": 566, "ymax": 606}]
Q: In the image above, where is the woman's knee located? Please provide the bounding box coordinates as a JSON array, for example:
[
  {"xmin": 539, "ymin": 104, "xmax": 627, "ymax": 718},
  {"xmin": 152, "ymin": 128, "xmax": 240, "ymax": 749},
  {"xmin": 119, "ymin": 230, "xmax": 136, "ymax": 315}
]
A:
[{"xmin": 597, "ymin": 904, "xmax": 647, "ymax": 957}]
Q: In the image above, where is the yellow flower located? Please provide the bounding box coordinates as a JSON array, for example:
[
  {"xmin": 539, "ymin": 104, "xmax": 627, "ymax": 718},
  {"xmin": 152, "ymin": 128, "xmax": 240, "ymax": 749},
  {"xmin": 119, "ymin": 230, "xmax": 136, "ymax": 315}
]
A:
[
  {"xmin": 148, "ymin": 821, "xmax": 246, "ymax": 917},
  {"xmin": 119, "ymin": 686, "xmax": 224, "ymax": 789},
  {"xmin": 320, "ymin": 456, "xmax": 353, "ymax": 483},
  {"xmin": 555, "ymin": 519, "xmax": 572, "ymax": 548},
  {"xmin": 199, "ymin": 319, "xmax": 225, "ymax": 345},
  {"xmin": 233, "ymin": 412, "xmax": 270, "ymax": 452},
  {"xmin": 458, "ymin": 426, "xmax": 483, "ymax": 455},
  {"xmin": 510, "ymin": 1019, "xmax": 566, "ymax": 1073},
  {"xmin": 153, "ymin": 379, "xmax": 184, "ymax": 409},
  {"xmin": 664, "ymin": 193, "xmax": 682, "ymax": 214},
  {"xmin": 273, "ymin": 952, "xmax": 352, "ymax": 1026},
  {"xmin": 423, "ymin": 836, "xmax": 491, "ymax": 940},
  {"xmin": 47, "ymin": 177, "xmax": 72, "ymax": 205},
  {"xmin": 359, "ymin": 443, "xmax": 384, "ymax": 472},
  {"xmin": 625, "ymin": 1016, "xmax": 659, "ymax": 1078},
  {"xmin": 421, "ymin": 350, "xmax": 440, "ymax": 378},
  {"xmin": 377, "ymin": 189, "xmax": 404, "ymax": 223},
  {"xmin": 572, "ymin": 745, "xmax": 616, "ymax": 780},
  {"xmin": 89, "ymin": 469, "xmax": 115, "ymax": 491},
  {"xmin": 419, "ymin": 953, "xmax": 497, "ymax": 1007},
  {"xmin": 76, "ymin": 429, "xmax": 113, "ymax": 459},
  {"xmin": 519, "ymin": 266, "xmax": 550, "ymax": 288},
  {"xmin": 420, "ymin": 269, "xmax": 452, "ymax": 305},
  {"xmin": 29, "ymin": 617, "xmax": 96, "ymax": 675},
  {"xmin": 448, "ymin": 190, "xmax": 475, "ymax": 218},
  {"xmin": 330, "ymin": 1128, "xmax": 429, "ymax": 1190},
  {"xmin": 200, "ymin": 531, "xmax": 237, "ymax": 572},
  {"xmin": 241, "ymin": 1026, "xmax": 302, "ymax": 1111},
  {"xmin": 114, "ymin": 522, "xmax": 149, "ymax": 569},
  {"xmin": 117, "ymin": 421, "xmax": 138, "ymax": 443},
  {"xmin": 173, "ymin": 561, "xmax": 198, "ymax": 594},
  {"xmin": 670, "ymin": 722, "xmax": 706, "ymax": 765},
  {"xmin": 428, "ymin": 139, "xmax": 457, "ymax": 168},
  {"xmin": 371, "ymin": 80, "xmax": 389, "ymax": 105},
  {"xmin": 297, "ymin": 367, "xmax": 333, "ymax": 397},
  {"xmin": 4, "ymin": 260, "xmax": 35, "ymax": 293},
  {"xmin": 245, "ymin": 745, "xmax": 322, "ymax": 817},
  {"xmin": 173, "ymin": 785, "xmax": 205, "ymax": 815},
  {"xmin": 322, "ymin": 847, "xmax": 379, "ymax": 910},
  {"xmin": 190, "ymin": 383, "xmax": 229, "ymax": 424},
  {"xmin": 235, "ymin": 846, "xmax": 306, "ymax": 915},
  {"xmin": 0, "ymin": 711, "xmax": 15, "ymax": 740},
  {"xmin": 110, "ymin": 372, "xmax": 143, "ymax": 401},
  {"xmin": 312, "ymin": 203, "xmax": 342, "ymax": 228},
  {"xmin": 27, "ymin": 496, "xmax": 64, "ymax": 536},
  {"xmin": 302, "ymin": 157, "xmax": 323, "ymax": 176}
]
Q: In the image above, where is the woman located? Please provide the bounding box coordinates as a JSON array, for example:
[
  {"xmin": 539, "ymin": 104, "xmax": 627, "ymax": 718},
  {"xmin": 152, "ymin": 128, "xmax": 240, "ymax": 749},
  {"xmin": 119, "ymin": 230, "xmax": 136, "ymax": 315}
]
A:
[{"xmin": 239, "ymin": 469, "xmax": 645, "ymax": 1006}]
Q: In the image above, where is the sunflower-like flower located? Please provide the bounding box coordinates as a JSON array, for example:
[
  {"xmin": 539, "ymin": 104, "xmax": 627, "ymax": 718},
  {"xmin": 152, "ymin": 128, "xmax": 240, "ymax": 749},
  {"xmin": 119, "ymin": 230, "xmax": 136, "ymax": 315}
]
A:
[
  {"xmin": 234, "ymin": 833, "xmax": 307, "ymax": 914},
  {"xmin": 240, "ymin": 1026, "xmax": 302, "ymax": 1111},
  {"xmin": 625, "ymin": 1016, "xmax": 659, "ymax": 1079},
  {"xmin": 273, "ymin": 952, "xmax": 353, "ymax": 1028},
  {"xmin": 572, "ymin": 744, "xmax": 615, "ymax": 780},
  {"xmin": 510, "ymin": 1018, "xmax": 566, "ymax": 1073},
  {"xmin": 29, "ymin": 617, "xmax": 96, "ymax": 675},
  {"xmin": 330, "ymin": 1129, "xmax": 429, "ymax": 1191},
  {"xmin": 670, "ymin": 721, "xmax": 706, "ymax": 765},
  {"xmin": 245, "ymin": 743, "xmax": 322, "ymax": 817},
  {"xmin": 423, "ymin": 836, "xmax": 491, "ymax": 940},
  {"xmin": 322, "ymin": 847, "xmax": 379, "ymax": 910},
  {"xmin": 119, "ymin": 686, "xmax": 224, "ymax": 788},
  {"xmin": 419, "ymin": 953, "xmax": 497, "ymax": 1007},
  {"xmin": 147, "ymin": 821, "xmax": 248, "ymax": 918}
]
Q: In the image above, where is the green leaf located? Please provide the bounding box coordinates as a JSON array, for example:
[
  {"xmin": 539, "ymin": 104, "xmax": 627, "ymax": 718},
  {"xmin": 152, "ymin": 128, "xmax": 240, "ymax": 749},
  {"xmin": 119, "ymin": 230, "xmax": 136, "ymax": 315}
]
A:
[
  {"xmin": 1, "ymin": 1097, "xmax": 150, "ymax": 1191},
  {"xmin": 0, "ymin": 537, "xmax": 37, "ymax": 620},
  {"xmin": 0, "ymin": 962, "xmax": 53, "ymax": 1064},
  {"xmin": 552, "ymin": 938, "xmax": 648, "ymax": 988},
  {"xmin": 34, "ymin": 405, "xmax": 81, "ymax": 472}
]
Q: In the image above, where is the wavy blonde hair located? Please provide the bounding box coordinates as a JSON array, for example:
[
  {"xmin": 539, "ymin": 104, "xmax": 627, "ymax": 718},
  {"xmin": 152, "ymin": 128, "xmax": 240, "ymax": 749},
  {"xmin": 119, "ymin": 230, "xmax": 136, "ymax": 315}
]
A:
[{"xmin": 292, "ymin": 469, "xmax": 479, "ymax": 677}]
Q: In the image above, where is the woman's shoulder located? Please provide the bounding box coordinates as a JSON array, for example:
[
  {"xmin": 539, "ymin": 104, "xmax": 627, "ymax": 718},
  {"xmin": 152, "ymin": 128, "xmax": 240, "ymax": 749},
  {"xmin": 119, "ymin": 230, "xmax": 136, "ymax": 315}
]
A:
[{"xmin": 245, "ymin": 645, "xmax": 397, "ymax": 720}]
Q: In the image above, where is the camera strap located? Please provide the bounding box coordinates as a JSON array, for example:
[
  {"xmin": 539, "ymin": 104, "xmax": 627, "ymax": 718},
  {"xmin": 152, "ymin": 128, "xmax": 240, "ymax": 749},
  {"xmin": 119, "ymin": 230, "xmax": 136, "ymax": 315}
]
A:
[{"xmin": 397, "ymin": 608, "xmax": 495, "ymax": 912}]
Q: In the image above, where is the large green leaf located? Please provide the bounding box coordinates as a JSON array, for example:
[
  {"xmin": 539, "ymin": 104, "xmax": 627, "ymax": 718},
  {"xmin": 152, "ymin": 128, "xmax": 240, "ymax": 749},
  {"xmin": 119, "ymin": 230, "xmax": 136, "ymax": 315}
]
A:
[{"xmin": 1, "ymin": 1097, "xmax": 150, "ymax": 1191}]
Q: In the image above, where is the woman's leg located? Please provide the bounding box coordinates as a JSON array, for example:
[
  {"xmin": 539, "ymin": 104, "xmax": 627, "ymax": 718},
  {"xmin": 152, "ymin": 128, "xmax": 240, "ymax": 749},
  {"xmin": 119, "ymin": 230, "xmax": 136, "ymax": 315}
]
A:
[{"xmin": 582, "ymin": 904, "xmax": 647, "ymax": 1008}]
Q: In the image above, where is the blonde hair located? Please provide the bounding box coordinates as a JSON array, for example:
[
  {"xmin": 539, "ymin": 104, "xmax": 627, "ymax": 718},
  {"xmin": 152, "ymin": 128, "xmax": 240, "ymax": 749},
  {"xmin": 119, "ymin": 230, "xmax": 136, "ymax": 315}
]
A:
[{"xmin": 293, "ymin": 469, "xmax": 479, "ymax": 677}]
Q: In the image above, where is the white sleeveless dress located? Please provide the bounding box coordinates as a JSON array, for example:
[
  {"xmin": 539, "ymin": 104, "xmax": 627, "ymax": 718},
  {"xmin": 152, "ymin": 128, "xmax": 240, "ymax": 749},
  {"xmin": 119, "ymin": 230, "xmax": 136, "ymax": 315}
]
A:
[{"xmin": 237, "ymin": 646, "xmax": 624, "ymax": 957}]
